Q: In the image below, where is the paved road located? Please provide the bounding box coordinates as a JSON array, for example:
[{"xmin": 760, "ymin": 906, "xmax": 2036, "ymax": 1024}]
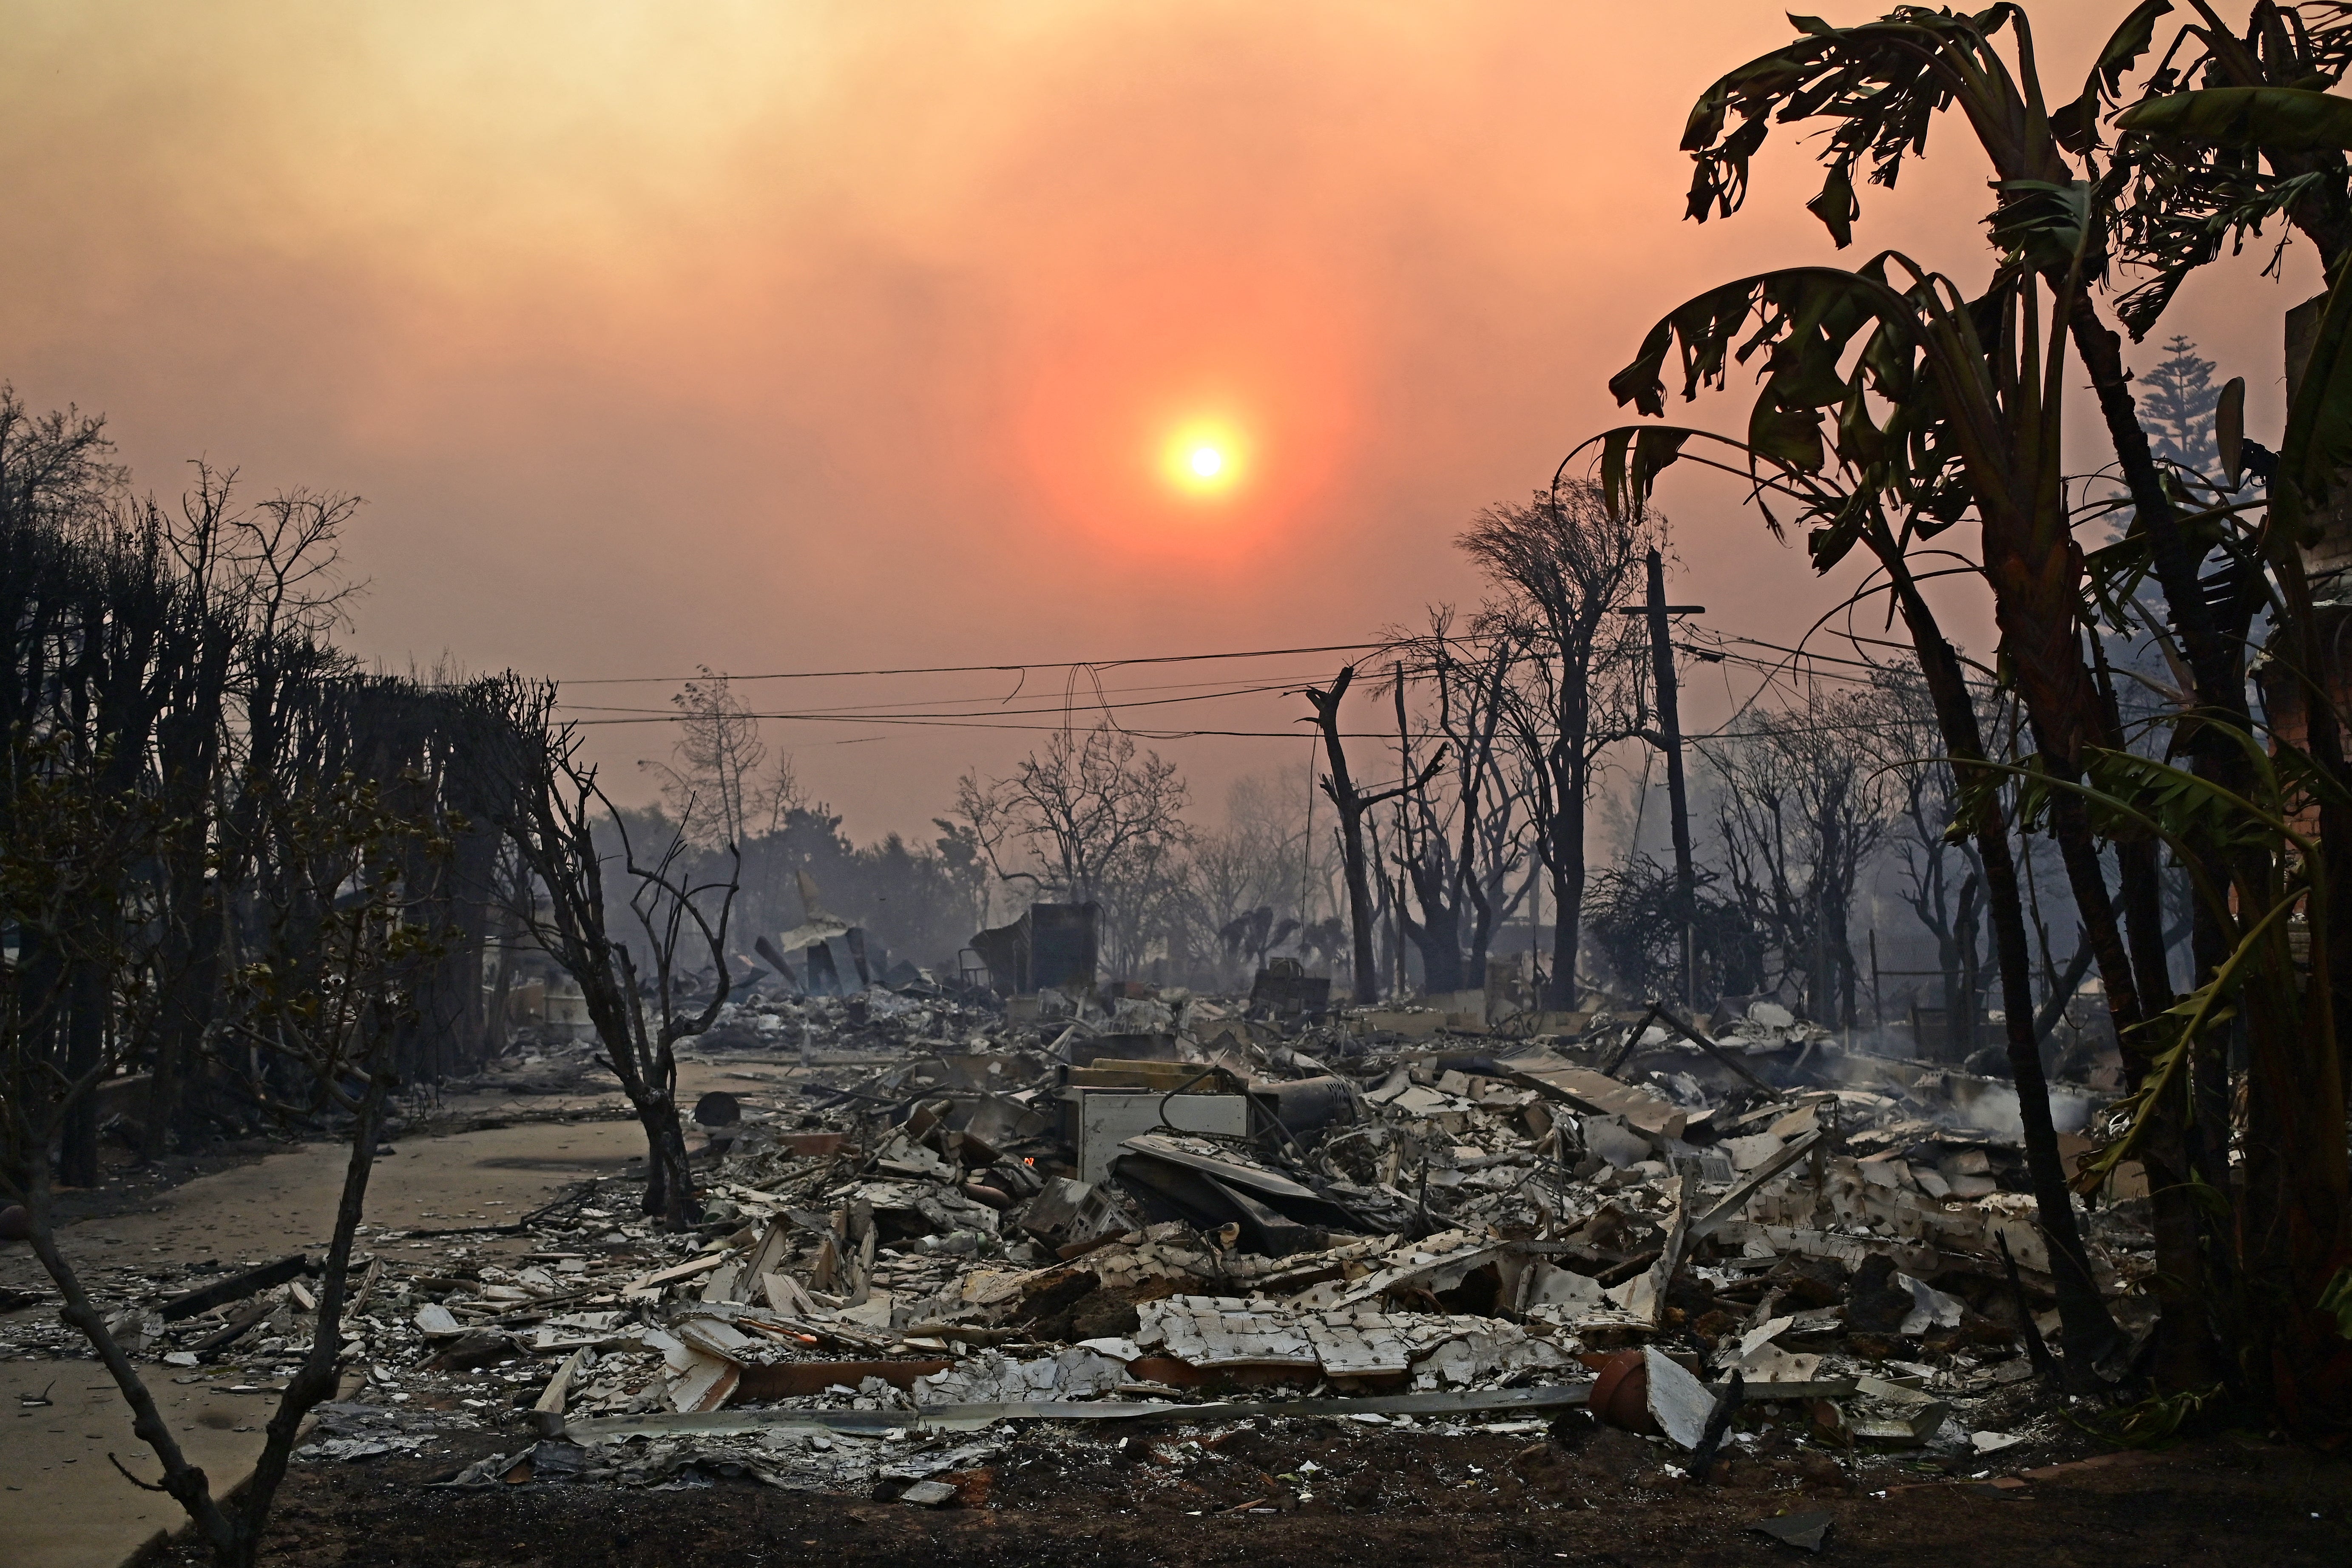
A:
[{"xmin": 0, "ymin": 1110, "xmax": 652, "ymax": 1568}]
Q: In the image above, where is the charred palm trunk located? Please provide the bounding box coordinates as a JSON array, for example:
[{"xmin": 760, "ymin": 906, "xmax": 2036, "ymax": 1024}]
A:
[{"xmin": 1877, "ymin": 535, "xmax": 2123, "ymax": 1378}]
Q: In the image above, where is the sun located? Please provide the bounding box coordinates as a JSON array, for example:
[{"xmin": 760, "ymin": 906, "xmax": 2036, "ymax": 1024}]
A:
[{"xmin": 1162, "ymin": 418, "xmax": 1247, "ymax": 497}]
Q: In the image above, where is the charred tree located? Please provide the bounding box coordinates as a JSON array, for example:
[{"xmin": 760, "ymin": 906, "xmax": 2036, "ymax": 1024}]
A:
[
  {"xmin": 490, "ymin": 682, "xmax": 739, "ymax": 1228},
  {"xmin": 1463, "ymin": 484, "xmax": 1656, "ymax": 1011},
  {"xmin": 1299, "ymin": 664, "xmax": 1440, "ymax": 1004},
  {"xmin": 1384, "ymin": 620, "xmax": 1530, "ymax": 997}
]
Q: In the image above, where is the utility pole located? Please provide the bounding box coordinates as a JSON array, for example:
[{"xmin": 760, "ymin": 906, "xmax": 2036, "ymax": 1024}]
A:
[
  {"xmin": 1393, "ymin": 873, "xmax": 1409, "ymax": 1001},
  {"xmin": 1528, "ymin": 856, "xmax": 1543, "ymax": 1008},
  {"xmin": 1869, "ymin": 927, "xmax": 1884, "ymax": 1033},
  {"xmin": 1618, "ymin": 549, "xmax": 1703, "ymax": 1009}
]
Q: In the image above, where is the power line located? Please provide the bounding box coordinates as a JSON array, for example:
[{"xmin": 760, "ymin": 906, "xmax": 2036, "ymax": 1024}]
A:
[
  {"xmin": 571, "ymin": 683, "xmax": 1329, "ymax": 724},
  {"xmin": 558, "ymin": 657, "xmax": 1464, "ymax": 736},
  {"xmin": 551, "ymin": 668, "xmax": 1409, "ymax": 719},
  {"xmin": 568, "ymin": 713, "xmax": 1394, "ymax": 738},
  {"xmin": 1702, "ymin": 633, "xmax": 1896, "ymax": 673},
  {"xmin": 560, "ymin": 616, "xmax": 1997, "ymax": 746},
  {"xmin": 555, "ymin": 640, "xmax": 1397, "ymax": 686}
]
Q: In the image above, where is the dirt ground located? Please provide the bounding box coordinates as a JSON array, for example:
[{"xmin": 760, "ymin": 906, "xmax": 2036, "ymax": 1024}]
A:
[{"xmin": 143, "ymin": 1418, "xmax": 2351, "ymax": 1568}]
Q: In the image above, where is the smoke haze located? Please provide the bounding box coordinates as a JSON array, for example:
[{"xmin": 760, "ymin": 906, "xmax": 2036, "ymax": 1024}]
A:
[{"xmin": 0, "ymin": 0, "xmax": 2315, "ymax": 835}]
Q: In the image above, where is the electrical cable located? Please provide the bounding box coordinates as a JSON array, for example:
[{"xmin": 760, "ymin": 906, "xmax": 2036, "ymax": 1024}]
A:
[{"xmin": 556, "ymin": 640, "xmax": 1405, "ymax": 686}]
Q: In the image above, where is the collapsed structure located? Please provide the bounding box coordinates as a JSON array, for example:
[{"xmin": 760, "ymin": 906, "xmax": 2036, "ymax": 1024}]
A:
[{"xmin": 18, "ymin": 961, "xmax": 2151, "ymax": 1503}]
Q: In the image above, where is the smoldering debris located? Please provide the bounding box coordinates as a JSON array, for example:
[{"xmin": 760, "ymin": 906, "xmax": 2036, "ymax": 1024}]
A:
[{"xmin": 6, "ymin": 974, "xmax": 2146, "ymax": 1501}]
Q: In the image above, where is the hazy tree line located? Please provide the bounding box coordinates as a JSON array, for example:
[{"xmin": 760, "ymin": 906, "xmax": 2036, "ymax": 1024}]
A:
[
  {"xmin": 0, "ymin": 393, "xmax": 524, "ymax": 1174},
  {"xmin": 900, "ymin": 472, "xmax": 2070, "ymax": 1031},
  {"xmin": 0, "ymin": 391, "xmax": 531, "ymax": 1565}
]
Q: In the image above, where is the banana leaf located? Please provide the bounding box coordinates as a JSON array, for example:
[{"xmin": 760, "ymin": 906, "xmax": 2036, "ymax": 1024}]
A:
[{"xmin": 2117, "ymin": 85, "xmax": 2352, "ymax": 151}]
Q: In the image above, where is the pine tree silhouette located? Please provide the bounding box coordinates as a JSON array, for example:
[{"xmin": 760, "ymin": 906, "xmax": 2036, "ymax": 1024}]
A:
[{"xmin": 2135, "ymin": 335, "xmax": 2221, "ymax": 477}]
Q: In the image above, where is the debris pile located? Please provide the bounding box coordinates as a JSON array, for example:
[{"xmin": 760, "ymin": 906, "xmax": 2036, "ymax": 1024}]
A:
[{"xmin": 19, "ymin": 979, "xmax": 2144, "ymax": 1501}]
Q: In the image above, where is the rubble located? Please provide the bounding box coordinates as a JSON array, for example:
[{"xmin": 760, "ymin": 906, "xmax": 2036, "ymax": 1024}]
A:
[
  {"xmin": 8, "ymin": 973, "xmax": 2155, "ymax": 1501},
  {"xmin": 1750, "ymin": 1508, "xmax": 1837, "ymax": 1552}
]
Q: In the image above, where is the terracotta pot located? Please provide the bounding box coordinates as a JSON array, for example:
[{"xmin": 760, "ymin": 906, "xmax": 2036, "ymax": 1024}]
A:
[{"xmin": 1588, "ymin": 1349, "xmax": 1659, "ymax": 1434}]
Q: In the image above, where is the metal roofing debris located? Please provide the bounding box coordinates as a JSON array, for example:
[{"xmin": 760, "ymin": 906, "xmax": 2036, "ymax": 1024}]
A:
[{"xmin": 23, "ymin": 972, "xmax": 2151, "ymax": 1503}]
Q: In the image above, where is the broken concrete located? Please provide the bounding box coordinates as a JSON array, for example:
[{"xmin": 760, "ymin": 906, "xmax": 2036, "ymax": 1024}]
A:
[{"xmin": 1, "ymin": 972, "xmax": 2158, "ymax": 1545}]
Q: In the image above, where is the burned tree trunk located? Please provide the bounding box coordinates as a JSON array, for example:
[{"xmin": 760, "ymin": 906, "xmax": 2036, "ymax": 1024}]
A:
[
  {"xmin": 1459, "ymin": 486, "xmax": 1655, "ymax": 1014},
  {"xmin": 1301, "ymin": 665, "xmax": 1439, "ymax": 1004},
  {"xmin": 490, "ymin": 680, "xmax": 739, "ymax": 1230},
  {"xmin": 1381, "ymin": 632, "xmax": 1527, "ymax": 998},
  {"xmin": 1952, "ymin": 874, "xmax": 1983, "ymax": 1060}
]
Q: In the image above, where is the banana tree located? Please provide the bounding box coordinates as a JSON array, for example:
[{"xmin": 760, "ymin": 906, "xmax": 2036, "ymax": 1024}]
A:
[
  {"xmin": 1588, "ymin": 220, "xmax": 2189, "ymax": 1369},
  {"xmin": 1658, "ymin": 0, "xmax": 2352, "ymax": 1403},
  {"xmin": 2107, "ymin": 37, "xmax": 2352, "ymax": 1429},
  {"xmin": 1677, "ymin": 28, "xmax": 2238, "ymax": 1333},
  {"xmin": 2109, "ymin": 2, "xmax": 2352, "ymax": 329},
  {"xmin": 1679, "ymin": 2, "xmax": 2251, "ymax": 759},
  {"xmin": 1584, "ymin": 211, "xmax": 2352, "ymax": 1433},
  {"xmin": 1582, "ymin": 415, "xmax": 2125, "ymax": 1379},
  {"xmin": 1605, "ymin": 237, "xmax": 2162, "ymax": 1022},
  {"xmin": 1608, "ymin": 0, "xmax": 2352, "ymax": 1426}
]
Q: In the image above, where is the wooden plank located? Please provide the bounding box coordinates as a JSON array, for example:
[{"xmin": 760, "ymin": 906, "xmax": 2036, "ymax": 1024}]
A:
[
  {"xmin": 159, "ymin": 1255, "xmax": 309, "ymax": 1322},
  {"xmin": 619, "ymin": 1252, "xmax": 730, "ymax": 1296}
]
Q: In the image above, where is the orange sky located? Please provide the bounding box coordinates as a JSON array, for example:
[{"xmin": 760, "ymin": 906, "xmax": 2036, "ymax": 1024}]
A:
[{"xmin": 0, "ymin": 1, "xmax": 2321, "ymax": 839}]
